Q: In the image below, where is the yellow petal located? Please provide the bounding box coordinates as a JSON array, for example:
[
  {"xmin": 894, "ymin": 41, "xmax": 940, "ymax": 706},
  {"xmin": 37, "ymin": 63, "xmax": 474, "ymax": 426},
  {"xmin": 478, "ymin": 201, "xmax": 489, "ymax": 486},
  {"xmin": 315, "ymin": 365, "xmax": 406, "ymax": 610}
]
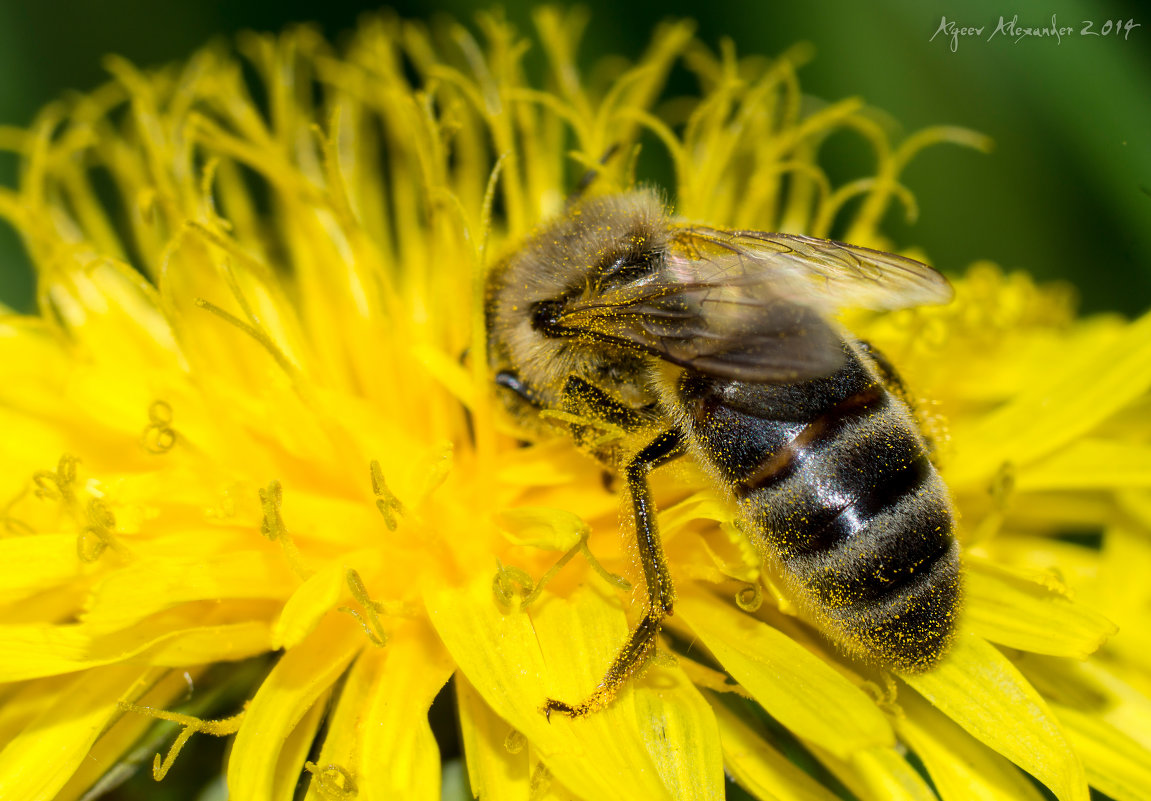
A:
[
  {"xmin": 657, "ymin": 491, "xmax": 732, "ymax": 533},
  {"xmin": 157, "ymin": 233, "xmax": 301, "ymax": 396},
  {"xmin": 523, "ymin": 752, "xmax": 586, "ymax": 801},
  {"xmin": 228, "ymin": 612, "xmax": 363, "ymax": 801},
  {"xmin": 1054, "ymin": 703, "xmax": 1151, "ymax": 801},
  {"xmin": 82, "ymin": 549, "xmax": 296, "ymax": 627},
  {"xmin": 0, "ymin": 624, "xmax": 88, "ymax": 680},
  {"xmin": 894, "ymin": 688, "xmax": 1047, "ymax": 801},
  {"xmin": 1013, "ymin": 657, "xmax": 1151, "ymax": 757},
  {"xmin": 813, "ymin": 745, "xmax": 937, "ymax": 801},
  {"xmin": 902, "ymin": 632, "xmax": 1088, "ymax": 801},
  {"xmin": 0, "ymin": 318, "xmax": 70, "ymax": 406},
  {"xmin": 53, "ymin": 668, "xmax": 207, "ymax": 801},
  {"xmin": 456, "ymin": 674, "xmax": 531, "ymax": 800},
  {"xmin": 41, "ymin": 257, "xmax": 179, "ymax": 373},
  {"xmin": 0, "ymin": 602, "xmax": 274, "ymax": 680},
  {"xmin": 274, "ymin": 689, "xmax": 332, "ymax": 801},
  {"xmin": 456, "ymin": 679, "xmax": 590, "ymax": 801},
  {"xmin": 978, "ymin": 535, "xmax": 1102, "ymax": 596},
  {"xmin": 496, "ymin": 440, "xmax": 594, "ymax": 487},
  {"xmin": 358, "ymin": 619, "xmax": 455, "ymax": 801},
  {"xmin": 495, "ymin": 506, "xmax": 587, "ymax": 550},
  {"xmin": 710, "ymin": 698, "xmax": 841, "ymax": 801},
  {"xmin": 945, "ymin": 308, "xmax": 1151, "ymax": 489},
  {"xmin": 0, "ymin": 534, "xmax": 82, "ymax": 604},
  {"xmin": 631, "ymin": 661, "xmax": 724, "ymax": 801},
  {"xmin": 273, "ymin": 560, "xmax": 348, "ymax": 650},
  {"xmin": 0, "ymin": 409, "xmax": 71, "ymax": 508},
  {"xmin": 1117, "ymin": 489, "xmax": 1151, "ymax": 530},
  {"xmin": 425, "ymin": 571, "xmax": 675, "ymax": 801},
  {"xmin": 964, "ymin": 557, "xmax": 1117, "ymax": 658},
  {"xmin": 0, "ymin": 676, "xmax": 71, "ymax": 747},
  {"xmin": 144, "ymin": 620, "xmax": 273, "ymax": 665},
  {"xmin": 0, "ymin": 664, "xmax": 164, "ymax": 801},
  {"xmin": 1085, "ymin": 661, "xmax": 1151, "ymax": 753},
  {"xmin": 1096, "ymin": 522, "xmax": 1151, "ymax": 671},
  {"xmin": 412, "ymin": 342, "xmax": 477, "ymax": 410},
  {"xmin": 676, "ymin": 584, "xmax": 893, "ymax": 759},
  {"xmin": 29, "ymin": 263, "xmax": 182, "ymax": 451},
  {"xmin": 1017, "ymin": 438, "xmax": 1151, "ymax": 491},
  {"xmin": 302, "ymin": 648, "xmax": 383, "ymax": 801}
]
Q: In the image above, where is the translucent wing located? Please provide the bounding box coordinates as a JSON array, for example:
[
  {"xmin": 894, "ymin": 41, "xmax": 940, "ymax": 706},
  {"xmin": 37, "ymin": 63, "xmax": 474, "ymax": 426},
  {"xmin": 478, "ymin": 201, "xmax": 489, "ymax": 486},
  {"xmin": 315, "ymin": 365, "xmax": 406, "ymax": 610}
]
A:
[
  {"xmin": 670, "ymin": 227, "xmax": 953, "ymax": 312},
  {"xmin": 546, "ymin": 227, "xmax": 952, "ymax": 383}
]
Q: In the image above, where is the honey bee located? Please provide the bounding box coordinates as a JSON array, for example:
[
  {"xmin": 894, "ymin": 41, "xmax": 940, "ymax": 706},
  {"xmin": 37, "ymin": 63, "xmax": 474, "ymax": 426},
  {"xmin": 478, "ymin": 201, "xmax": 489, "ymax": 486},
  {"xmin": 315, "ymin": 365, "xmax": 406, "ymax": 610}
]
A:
[{"xmin": 485, "ymin": 190, "xmax": 960, "ymax": 718}]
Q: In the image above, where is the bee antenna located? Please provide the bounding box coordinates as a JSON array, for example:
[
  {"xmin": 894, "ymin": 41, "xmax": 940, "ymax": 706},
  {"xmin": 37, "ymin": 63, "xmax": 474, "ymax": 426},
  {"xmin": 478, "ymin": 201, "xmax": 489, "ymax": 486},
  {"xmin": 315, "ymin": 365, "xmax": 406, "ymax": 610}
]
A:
[
  {"xmin": 566, "ymin": 144, "xmax": 621, "ymax": 206},
  {"xmin": 457, "ymin": 346, "xmax": 476, "ymax": 448}
]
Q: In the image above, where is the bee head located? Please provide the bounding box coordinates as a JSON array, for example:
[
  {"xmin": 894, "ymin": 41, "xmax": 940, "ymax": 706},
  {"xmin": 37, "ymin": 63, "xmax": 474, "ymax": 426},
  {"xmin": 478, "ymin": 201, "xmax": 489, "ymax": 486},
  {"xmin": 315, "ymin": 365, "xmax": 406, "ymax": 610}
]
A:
[{"xmin": 484, "ymin": 190, "xmax": 668, "ymax": 429}]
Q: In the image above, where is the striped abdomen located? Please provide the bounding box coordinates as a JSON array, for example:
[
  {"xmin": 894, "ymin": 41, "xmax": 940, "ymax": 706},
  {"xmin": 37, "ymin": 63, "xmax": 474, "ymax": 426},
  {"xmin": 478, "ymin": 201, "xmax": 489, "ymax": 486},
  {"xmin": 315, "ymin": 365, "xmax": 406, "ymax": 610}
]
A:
[{"xmin": 677, "ymin": 342, "xmax": 960, "ymax": 671}]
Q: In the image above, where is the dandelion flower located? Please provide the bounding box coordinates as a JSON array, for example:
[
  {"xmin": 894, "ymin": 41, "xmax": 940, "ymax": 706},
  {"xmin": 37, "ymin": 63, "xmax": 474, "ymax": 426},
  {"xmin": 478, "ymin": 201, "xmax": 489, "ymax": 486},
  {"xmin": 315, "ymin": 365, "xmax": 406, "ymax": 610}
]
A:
[{"xmin": 1, "ymin": 11, "xmax": 1149, "ymax": 801}]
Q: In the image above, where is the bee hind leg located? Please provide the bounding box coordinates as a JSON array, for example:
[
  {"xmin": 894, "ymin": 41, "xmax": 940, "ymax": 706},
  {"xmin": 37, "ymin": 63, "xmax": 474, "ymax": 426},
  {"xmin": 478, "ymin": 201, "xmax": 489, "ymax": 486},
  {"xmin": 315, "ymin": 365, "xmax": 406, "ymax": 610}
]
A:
[
  {"xmin": 856, "ymin": 339, "xmax": 944, "ymax": 458},
  {"xmin": 855, "ymin": 339, "xmax": 910, "ymax": 398},
  {"xmin": 542, "ymin": 428, "xmax": 686, "ymax": 719}
]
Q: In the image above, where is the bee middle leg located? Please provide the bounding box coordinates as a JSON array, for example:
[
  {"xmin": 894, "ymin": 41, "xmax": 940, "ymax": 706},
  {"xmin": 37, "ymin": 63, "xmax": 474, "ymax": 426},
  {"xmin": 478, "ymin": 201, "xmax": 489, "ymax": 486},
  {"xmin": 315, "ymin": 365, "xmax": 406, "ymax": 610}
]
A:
[{"xmin": 542, "ymin": 427, "xmax": 686, "ymax": 719}]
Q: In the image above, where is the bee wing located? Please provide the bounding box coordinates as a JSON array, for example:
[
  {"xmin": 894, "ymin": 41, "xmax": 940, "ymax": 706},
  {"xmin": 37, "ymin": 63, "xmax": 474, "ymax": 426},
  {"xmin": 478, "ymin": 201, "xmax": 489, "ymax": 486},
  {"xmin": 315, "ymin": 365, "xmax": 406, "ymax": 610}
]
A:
[
  {"xmin": 552, "ymin": 227, "xmax": 951, "ymax": 383},
  {"xmin": 675, "ymin": 227, "xmax": 954, "ymax": 312}
]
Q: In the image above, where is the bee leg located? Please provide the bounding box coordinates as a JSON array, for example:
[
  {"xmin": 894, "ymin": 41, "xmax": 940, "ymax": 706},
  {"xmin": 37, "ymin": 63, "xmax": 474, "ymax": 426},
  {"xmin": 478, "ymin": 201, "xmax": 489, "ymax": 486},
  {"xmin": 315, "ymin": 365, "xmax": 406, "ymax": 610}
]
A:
[
  {"xmin": 856, "ymin": 339, "xmax": 910, "ymax": 398},
  {"xmin": 857, "ymin": 339, "xmax": 943, "ymax": 457},
  {"xmin": 559, "ymin": 375, "xmax": 647, "ymax": 458},
  {"xmin": 542, "ymin": 428, "xmax": 686, "ymax": 719},
  {"xmin": 561, "ymin": 375, "xmax": 644, "ymax": 429},
  {"xmin": 496, "ymin": 371, "xmax": 541, "ymax": 408}
]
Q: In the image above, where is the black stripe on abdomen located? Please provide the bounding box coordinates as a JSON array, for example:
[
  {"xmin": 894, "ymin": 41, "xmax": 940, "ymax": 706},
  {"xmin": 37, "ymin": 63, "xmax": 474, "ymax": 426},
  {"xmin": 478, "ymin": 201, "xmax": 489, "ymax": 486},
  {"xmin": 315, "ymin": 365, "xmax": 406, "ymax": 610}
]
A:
[
  {"xmin": 790, "ymin": 449, "xmax": 934, "ymax": 560},
  {"xmin": 731, "ymin": 384, "xmax": 886, "ymax": 499},
  {"xmin": 801, "ymin": 484, "xmax": 954, "ymax": 611},
  {"xmin": 739, "ymin": 415, "xmax": 953, "ymax": 605}
]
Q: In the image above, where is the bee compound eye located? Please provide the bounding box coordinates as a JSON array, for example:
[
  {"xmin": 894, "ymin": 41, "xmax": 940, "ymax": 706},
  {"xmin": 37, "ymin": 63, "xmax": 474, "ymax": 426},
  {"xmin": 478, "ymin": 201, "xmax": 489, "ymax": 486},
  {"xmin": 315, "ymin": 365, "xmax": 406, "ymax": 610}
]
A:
[{"xmin": 530, "ymin": 300, "xmax": 563, "ymax": 332}]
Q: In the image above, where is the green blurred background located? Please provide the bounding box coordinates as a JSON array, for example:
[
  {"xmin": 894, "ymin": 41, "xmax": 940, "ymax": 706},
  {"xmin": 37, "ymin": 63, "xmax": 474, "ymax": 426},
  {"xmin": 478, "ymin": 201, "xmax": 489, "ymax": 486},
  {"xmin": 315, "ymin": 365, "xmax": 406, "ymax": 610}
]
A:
[{"xmin": 2, "ymin": 0, "xmax": 1149, "ymax": 317}]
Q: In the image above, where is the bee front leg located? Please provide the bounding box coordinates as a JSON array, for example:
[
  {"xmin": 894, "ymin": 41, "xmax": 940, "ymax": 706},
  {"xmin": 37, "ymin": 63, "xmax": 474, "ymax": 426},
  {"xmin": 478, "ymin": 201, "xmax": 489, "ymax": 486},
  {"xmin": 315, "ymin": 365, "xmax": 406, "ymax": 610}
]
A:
[
  {"xmin": 560, "ymin": 375, "xmax": 645, "ymax": 428},
  {"xmin": 542, "ymin": 428, "xmax": 686, "ymax": 719}
]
